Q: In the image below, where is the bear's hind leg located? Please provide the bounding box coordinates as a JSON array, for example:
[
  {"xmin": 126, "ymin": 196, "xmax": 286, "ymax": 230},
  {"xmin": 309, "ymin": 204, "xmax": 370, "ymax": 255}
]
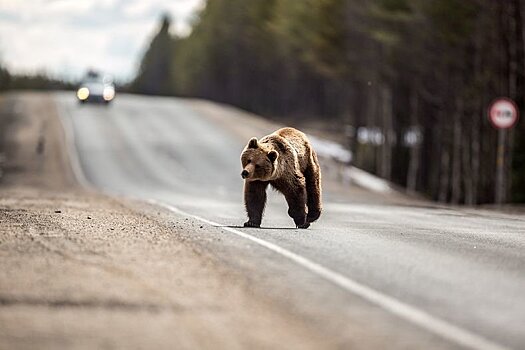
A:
[
  {"xmin": 282, "ymin": 179, "xmax": 308, "ymax": 229},
  {"xmin": 305, "ymin": 153, "xmax": 322, "ymax": 224},
  {"xmin": 244, "ymin": 181, "xmax": 269, "ymax": 228}
]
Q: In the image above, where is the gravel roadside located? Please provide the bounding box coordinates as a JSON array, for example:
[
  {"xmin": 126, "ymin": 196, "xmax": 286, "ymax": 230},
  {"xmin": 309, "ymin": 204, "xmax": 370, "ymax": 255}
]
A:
[{"xmin": 0, "ymin": 93, "xmax": 328, "ymax": 350}]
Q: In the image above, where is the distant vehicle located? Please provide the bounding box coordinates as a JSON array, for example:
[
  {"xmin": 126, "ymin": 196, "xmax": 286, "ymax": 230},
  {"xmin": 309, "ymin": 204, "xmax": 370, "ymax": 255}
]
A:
[{"xmin": 76, "ymin": 70, "xmax": 115, "ymax": 104}]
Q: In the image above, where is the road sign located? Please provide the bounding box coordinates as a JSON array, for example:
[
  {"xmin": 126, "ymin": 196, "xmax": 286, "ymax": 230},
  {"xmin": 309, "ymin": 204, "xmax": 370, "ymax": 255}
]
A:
[
  {"xmin": 488, "ymin": 98, "xmax": 519, "ymax": 204},
  {"xmin": 488, "ymin": 98, "xmax": 519, "ymax": 129}
]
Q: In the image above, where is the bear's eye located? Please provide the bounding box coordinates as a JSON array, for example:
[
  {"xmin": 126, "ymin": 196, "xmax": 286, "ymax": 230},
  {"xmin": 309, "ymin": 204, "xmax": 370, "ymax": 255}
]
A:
[
  {"xmin": 255, "ymin": 164, "xmax": 260, "ymax": 169},
  {"xmin": 247, "ymin": 160, "xmax": 251, "ymax": 164}
]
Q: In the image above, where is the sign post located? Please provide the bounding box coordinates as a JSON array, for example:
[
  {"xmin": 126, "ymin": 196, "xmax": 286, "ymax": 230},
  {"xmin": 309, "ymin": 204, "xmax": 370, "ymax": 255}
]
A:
[{"xmin": 488, "ymin": 98, "xmax": 519, "ymax": 205}]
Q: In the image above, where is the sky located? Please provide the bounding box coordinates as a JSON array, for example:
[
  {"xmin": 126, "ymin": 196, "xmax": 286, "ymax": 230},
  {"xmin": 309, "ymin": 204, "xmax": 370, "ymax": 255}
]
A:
[{"xmin": 0, "ymin": 0, "xmax": 204, "ymax": 82}]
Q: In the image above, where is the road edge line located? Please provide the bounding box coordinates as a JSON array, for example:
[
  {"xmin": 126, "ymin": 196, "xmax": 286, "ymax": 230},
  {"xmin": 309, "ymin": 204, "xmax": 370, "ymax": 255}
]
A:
[
  {"xmin": 149, "ymin": 198, "xmax": 510, "ymax": 350},
  {"xmin": 53, "ymin": 93, "xmax": 93, "ymax": 190}
]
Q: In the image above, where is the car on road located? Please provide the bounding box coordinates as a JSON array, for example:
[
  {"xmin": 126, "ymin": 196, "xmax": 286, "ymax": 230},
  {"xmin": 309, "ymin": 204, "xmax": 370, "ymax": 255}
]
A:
[{"xmin": 76, "ymin": 70, "xmax": 115, "ymax": 104}]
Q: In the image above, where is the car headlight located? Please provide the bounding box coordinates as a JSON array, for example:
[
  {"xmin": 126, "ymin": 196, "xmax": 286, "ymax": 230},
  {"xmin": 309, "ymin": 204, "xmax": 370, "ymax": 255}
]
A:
[
  {"xmin": 103, "ymin": 87, "xmax": 115, "ymax": 101},
  {"xmin": 77, "ymin": 87, "xmax": 89, "ymax": 100}
]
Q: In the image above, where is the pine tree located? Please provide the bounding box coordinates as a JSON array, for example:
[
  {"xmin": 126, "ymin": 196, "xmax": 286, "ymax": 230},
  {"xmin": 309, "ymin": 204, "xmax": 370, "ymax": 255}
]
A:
[
  {"xmin": 0, "ymin": 64, "xmax": 10, "ymax": 91},
  {"xmin": 132, "ymin": 14, "xmax": 175, "ymax": 96}
]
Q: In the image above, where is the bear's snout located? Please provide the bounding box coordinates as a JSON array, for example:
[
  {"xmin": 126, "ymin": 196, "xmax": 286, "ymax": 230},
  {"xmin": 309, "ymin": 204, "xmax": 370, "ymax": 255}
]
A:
[{"xmin": 241, "ymin": 170, "xmax": 249, "ymax": 179}]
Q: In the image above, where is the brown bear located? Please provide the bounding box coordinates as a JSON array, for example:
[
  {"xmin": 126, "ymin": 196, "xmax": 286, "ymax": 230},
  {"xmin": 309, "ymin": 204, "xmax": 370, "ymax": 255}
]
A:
[{"xmin": 240, "ymin": 127, "xmax": 322, "ymax": 229}]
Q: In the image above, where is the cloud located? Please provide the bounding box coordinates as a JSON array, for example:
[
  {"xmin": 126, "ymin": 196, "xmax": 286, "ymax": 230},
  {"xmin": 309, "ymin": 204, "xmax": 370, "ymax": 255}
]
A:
[{"xmin": 0, "ymin": 0, "xmax": 204, "ymax": 81}]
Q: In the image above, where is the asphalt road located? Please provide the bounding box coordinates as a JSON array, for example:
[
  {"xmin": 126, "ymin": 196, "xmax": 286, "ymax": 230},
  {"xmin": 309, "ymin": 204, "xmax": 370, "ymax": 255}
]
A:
[{"xmin": 54, "ymin": 92, "xmax": 525, "ymax": 350}]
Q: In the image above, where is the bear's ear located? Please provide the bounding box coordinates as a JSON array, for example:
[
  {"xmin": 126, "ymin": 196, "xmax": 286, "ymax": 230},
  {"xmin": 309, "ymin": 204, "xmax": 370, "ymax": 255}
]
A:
[
  {"xmin": 248, "ymin": 137, "xmax": 258, "ymax": 149},
  {"xmin": 268, "ymin": 150, "xmax": 279, "ymax": 162}
]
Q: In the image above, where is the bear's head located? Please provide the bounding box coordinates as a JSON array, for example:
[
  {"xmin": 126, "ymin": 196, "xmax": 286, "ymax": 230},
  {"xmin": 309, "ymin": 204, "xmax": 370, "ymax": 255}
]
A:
[{"xmin": 240, "ymin": 137, "xmax": 279, "ymax": 181}]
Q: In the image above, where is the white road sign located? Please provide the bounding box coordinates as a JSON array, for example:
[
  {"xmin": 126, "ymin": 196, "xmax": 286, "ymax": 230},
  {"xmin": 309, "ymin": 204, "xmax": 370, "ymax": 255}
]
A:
[{"xmin": 488, "ymin": 98, "xmax": 519, "ymax": 129}]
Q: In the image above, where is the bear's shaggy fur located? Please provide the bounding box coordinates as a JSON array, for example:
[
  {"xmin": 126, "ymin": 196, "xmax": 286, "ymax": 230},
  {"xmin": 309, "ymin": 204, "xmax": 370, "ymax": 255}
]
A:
[{"xmin": 240, "ymin": 127, "xmax": 322, "ymax": 229}]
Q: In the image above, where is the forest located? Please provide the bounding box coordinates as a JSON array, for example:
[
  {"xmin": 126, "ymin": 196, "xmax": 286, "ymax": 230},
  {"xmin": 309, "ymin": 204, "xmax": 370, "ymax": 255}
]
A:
[
  {"xmin": 132, "ymin": 0, "xmax": 525, "ymax": 205},
  {"xmin": 0, "ymin": 62, "xmax": 74, "ymax": 92}
]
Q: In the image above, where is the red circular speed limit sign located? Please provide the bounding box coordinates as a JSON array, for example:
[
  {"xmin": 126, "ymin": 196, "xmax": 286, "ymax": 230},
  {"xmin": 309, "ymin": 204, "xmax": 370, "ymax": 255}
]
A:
[{"xmin": 488, "ymin": 98, "xmax": 519, "ymax": 129}]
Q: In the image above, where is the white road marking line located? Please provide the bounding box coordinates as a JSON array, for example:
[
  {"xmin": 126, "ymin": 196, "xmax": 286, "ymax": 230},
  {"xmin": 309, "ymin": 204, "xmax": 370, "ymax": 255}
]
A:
[
  {"xmin": 55, "ymin": 93, "xmax": 509, "ymax": 350},
  {"xmin": 150, "ymin": 199, "xmax": 510, "ymax": 350},
  {"xmin": 55, "ymin": 96, "xmax": 93, "ymax": 190}
]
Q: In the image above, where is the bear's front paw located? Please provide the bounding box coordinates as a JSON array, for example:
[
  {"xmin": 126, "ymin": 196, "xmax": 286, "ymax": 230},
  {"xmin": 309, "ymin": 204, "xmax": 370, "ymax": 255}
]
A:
[
  {"xmin": 292, "ymin": 215, "xmax": 307, "ymax": 228},
  {"xmin": 244, "ymin": 221, "xmax": 261, "ymax": 228}
]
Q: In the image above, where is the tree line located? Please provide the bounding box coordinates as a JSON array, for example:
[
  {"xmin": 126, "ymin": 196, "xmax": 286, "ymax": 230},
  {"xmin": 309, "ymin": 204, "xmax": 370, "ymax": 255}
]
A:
[
  {"xmin": 0, "ymin": 63, "xmax": 75, "ymax": 92},
  {"xmin": 132, "ymin": 0, "xmax": 525, "ymax": 204}
]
